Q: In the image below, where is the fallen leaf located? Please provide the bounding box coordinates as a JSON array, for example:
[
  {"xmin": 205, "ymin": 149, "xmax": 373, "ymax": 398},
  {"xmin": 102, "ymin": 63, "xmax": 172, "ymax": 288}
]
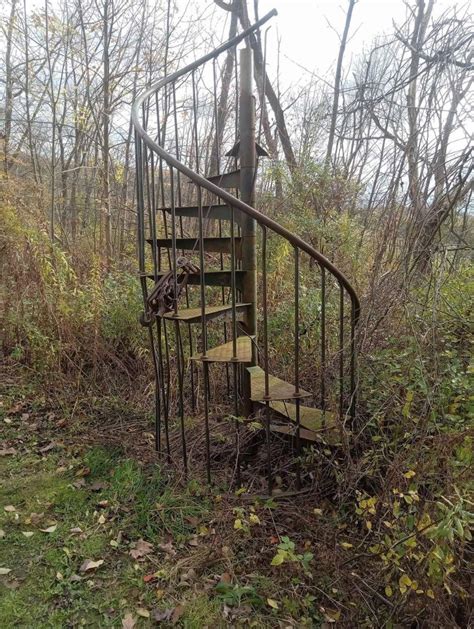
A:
[
  {"xmin": 55, "ymin": 419, "xmax": 67, "ymax": 428},
  {"xmin": 0, "ymin": 448, "xmax": 16, "ymax": 457},
  {"xmin": 39, "ymin": 442, "xmax": 56, "ymax": 454},
  {"xmin": 40, "ymin": 525, "xmax": 57, "ymax": 534},
  {"xmin": 179, "ymin": 568, "xmax": 196, "ymax": 584},
  {"xmin": 22, "ymin": 532, "xmax": 34, "ymax": 538},
  {"xmin": 0, "ymin": 530, "xmax": 5, "ymax": 539},
  {"xmin": 340, "ymin": 542, "xmax": 353, "ymax": 549},
  {"xmin": 158, "ymin": 541, "xmax": 176, "ymax": 556},
  {"xmin": 129, "ymin": 539, "xmax": 154, "ymax": 559},
  {"xmin": 153, "ymin": 608, "xmax": 173, "ymax": 622},
  {"xmin": 90, "ymin": 481, "xmax": 108, "ymax": 492},
  {"xmin": 143, "ymin": 573, "xmax": 157, "ymax": 583},
  {"xmin": 323, "ymin": 608, "xmax": 341, "ymax": 623},
  {"xmin": 98, "ymin": 514, "xmax": 106, "ymax": 524},
  {"xmin": 121, "ymin": 613, "xmax": 136, "ymax": 629},
  {"xmin": 136, "ymin": 608, "xmax": 150, "ymax": 618},
  {"xmin": 4, "ymin": 505, "xmax": 16, "ymax": 513},
  {"xmin": 220, "ymin": 572, "xmax": 232, "ymax": 584},
  {"xmin": 171, "ymin": 605, "xmax": 185, "ymax": 624},
  {"xmin": 97, "ymin": 500, "xmax": 109, "ymax": 508},
  {"xmin": 80, "ymin": 559, "xmax": 104, "ymax": 573},
  {"xmin": 3, "ymin": 418, "xmax": 12, "ymax": 425},
  {"xmin": 0, "ymin": 568, "xmax": 12, "ymax": 575},
  {"xmin": 69, "ymin": 527, "xmax": 83, "ymax": 534},
  {"xmin": 267, "ymin": 598, "xmax": 279, "ymax": 609},
  {"xmin": 75, "ymin": 467, "xmax": 91, "ymax": 478},
  {"xmin": 28, "ymin": 512, "xmax": 44, "ymax": 525}
]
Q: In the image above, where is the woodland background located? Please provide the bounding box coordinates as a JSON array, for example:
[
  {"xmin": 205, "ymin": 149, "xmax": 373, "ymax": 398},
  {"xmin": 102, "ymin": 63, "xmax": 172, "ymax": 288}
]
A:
[{"xmin": 1, "ymin": 0, "xmax": 473, "ymax": 626}]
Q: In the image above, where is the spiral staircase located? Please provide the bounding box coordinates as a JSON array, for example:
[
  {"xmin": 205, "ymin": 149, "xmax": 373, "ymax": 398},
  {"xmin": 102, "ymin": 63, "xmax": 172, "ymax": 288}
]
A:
[{"xmin": 132, "ymin": 10, "xmax": 360, "ymax": 495}]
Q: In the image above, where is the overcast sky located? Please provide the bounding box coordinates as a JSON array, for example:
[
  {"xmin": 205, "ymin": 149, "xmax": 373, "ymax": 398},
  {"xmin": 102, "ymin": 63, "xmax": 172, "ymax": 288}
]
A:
[
  {"xmin": 17, "ymin": 0, "xmax": 471, "ymax": 86},
  {"xmin": 254, "ymin": 0, "xmax": 465, "ymax": 80}
]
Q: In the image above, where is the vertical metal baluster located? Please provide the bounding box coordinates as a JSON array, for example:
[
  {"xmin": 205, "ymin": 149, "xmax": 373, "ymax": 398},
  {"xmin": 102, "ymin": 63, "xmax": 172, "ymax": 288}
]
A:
[
  {"xmin": 175, "ymin": 316, "xmax": 187, "ymax": 473},
  {"xmin": 144, "ymin": 123, "xmax": 164, "ymax": 455},
  {"xmin": 350, "ymin": 301, "xmax": 358, "ymax": 430},
  {"xmin": 162, "ymin": 319, "xmax": 171, "ymax": 442},
  {"xmin": 155, "ymin": 91, "xmax": 172, "ymax": 428},
  {"xmin": 156, "ymin": 92, "xmax": 171, "ymax": 269},
  {"xmin": 192, "ymin": 69, "xmax": 211, "ymax": 483},
  {"xmin": 294, "ymin": 248, "xmax": 301, "ymax": 490},
  {"xmin": 321, "ymin": 266, "xmax": 326, "ymax": 424},
  {"xmin": 213, "ymin": 57, "xmax": 230, "ymax": 397},
  {"xmin": 230, "ymin": 203, "xmax": 240, "ymax": 487},
  {"xmin": 169, "ymin": 166, "xmax": 178, "ymax": 316},
  {"xmin": 262, "ymin": 226, "xmax": 272, "ymax": 495},
  {"xmin": 149, "ymin": 152, "xmax": 159, "ymax": 275},
  {"xmin": 137, "ymin": 121, "xmax": 164, "ymax": 457},
  {"xmin": 156, "ymin": 319, "xmax": 169, "ymax": 455},
  {"xmin": 170, "ymin": 166, "xmax": 187, "ymax": 473},
  {"xmin": 339, "ymin": 284, "xmax": 344, "ymax": 424},
  {"xmin": 172, "ymin": 81, "xmax": 196, "ymax": 412},
  {"xmin": 148, "ymin": 326, "xmax": 162, "ymax": 452},
  {"xmin": 137, "ymin": 122, "xmax": 163, "ymax": 456},
  {"xmin": 172, "ymin": 83, "xmax": 183, "ymax": 208},
  {"xmin": 158, "ymin": 318, "xmax": 171, "ymax": 458},
  {"xmin": 135, "ymin": 132, "xmax": 145, "ymax": 286}
]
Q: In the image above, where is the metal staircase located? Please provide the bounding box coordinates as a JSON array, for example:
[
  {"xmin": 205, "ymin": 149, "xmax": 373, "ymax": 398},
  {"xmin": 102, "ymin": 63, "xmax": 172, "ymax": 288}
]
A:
[{"xmin": 132, "ymin": 10, "xmax": 360, "ymax": 494}]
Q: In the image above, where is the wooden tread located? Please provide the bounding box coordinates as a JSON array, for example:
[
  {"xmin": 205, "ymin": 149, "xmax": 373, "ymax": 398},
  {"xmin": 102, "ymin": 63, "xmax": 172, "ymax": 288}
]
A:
[
  {"xmin": 248, "ymin": 366, "xmax": 312, "ymax": 401},
  {"xmin": 191, "ymin": 336, "xmax": 254, "ymax": 363},
  {"xmin": 162, "ymin": 303, "xmax": 249, "ymax": 324}
]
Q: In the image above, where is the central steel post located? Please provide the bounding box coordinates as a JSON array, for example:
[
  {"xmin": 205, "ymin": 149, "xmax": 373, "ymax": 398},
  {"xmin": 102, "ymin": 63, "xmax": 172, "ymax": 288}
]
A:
[
  {"xmin": 239, "ymin": 45, "xmax": 257, "ymax": 411},
  {"xmin": 239, "ymin": 46, "xmax": 257, "ymax": 340}
]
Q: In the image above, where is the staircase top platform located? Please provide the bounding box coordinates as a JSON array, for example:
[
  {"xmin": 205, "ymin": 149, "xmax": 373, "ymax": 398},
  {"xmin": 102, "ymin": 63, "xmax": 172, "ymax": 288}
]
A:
[{"xmin": 248, "ymin": 366, "xmax": 312, "ymax": 402}]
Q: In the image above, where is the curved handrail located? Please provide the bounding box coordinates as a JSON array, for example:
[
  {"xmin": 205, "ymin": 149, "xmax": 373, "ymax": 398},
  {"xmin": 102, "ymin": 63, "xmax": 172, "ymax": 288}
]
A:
[{"xmin": 131, "ymin": 9, "xmax": 360, "ymax": 320}]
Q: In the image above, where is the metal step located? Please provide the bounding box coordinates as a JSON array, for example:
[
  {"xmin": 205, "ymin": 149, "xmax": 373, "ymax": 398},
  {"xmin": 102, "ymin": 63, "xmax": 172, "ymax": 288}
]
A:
[
  {"xmin": 264, "ymin": 400, "xmax": 339, "ymax": 444},
  {"xmin": 162, "ymin": 204, "xmax": 234, "ymax": 222},
  {"xmin": 162, "ymin": 303, "xmax": 250, "ymax": 324},
  {"xmin": 261, "ymin": 401, "xmax": 337, "ymax": 433},
  {"xmin": 143, "ymin": 270, "xmax": 246, "ymax": 288},
  {"xmin": 191, "ymin": 336, "xmax": 254, "ymax": 363},
  {"xmin": 148, "ymin": 237, "xmax": 241, "ymax": 256},
  {"xmin": 268, "ymin": 400, "xmax": 334, "ymax": 431},
  {"xmin": 207, "ymin": 169, "xmax": 240, "ymax": 189},
  {"xmin": 248, "ymin": 366, "xmax": 312, "ymax": 402}
]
